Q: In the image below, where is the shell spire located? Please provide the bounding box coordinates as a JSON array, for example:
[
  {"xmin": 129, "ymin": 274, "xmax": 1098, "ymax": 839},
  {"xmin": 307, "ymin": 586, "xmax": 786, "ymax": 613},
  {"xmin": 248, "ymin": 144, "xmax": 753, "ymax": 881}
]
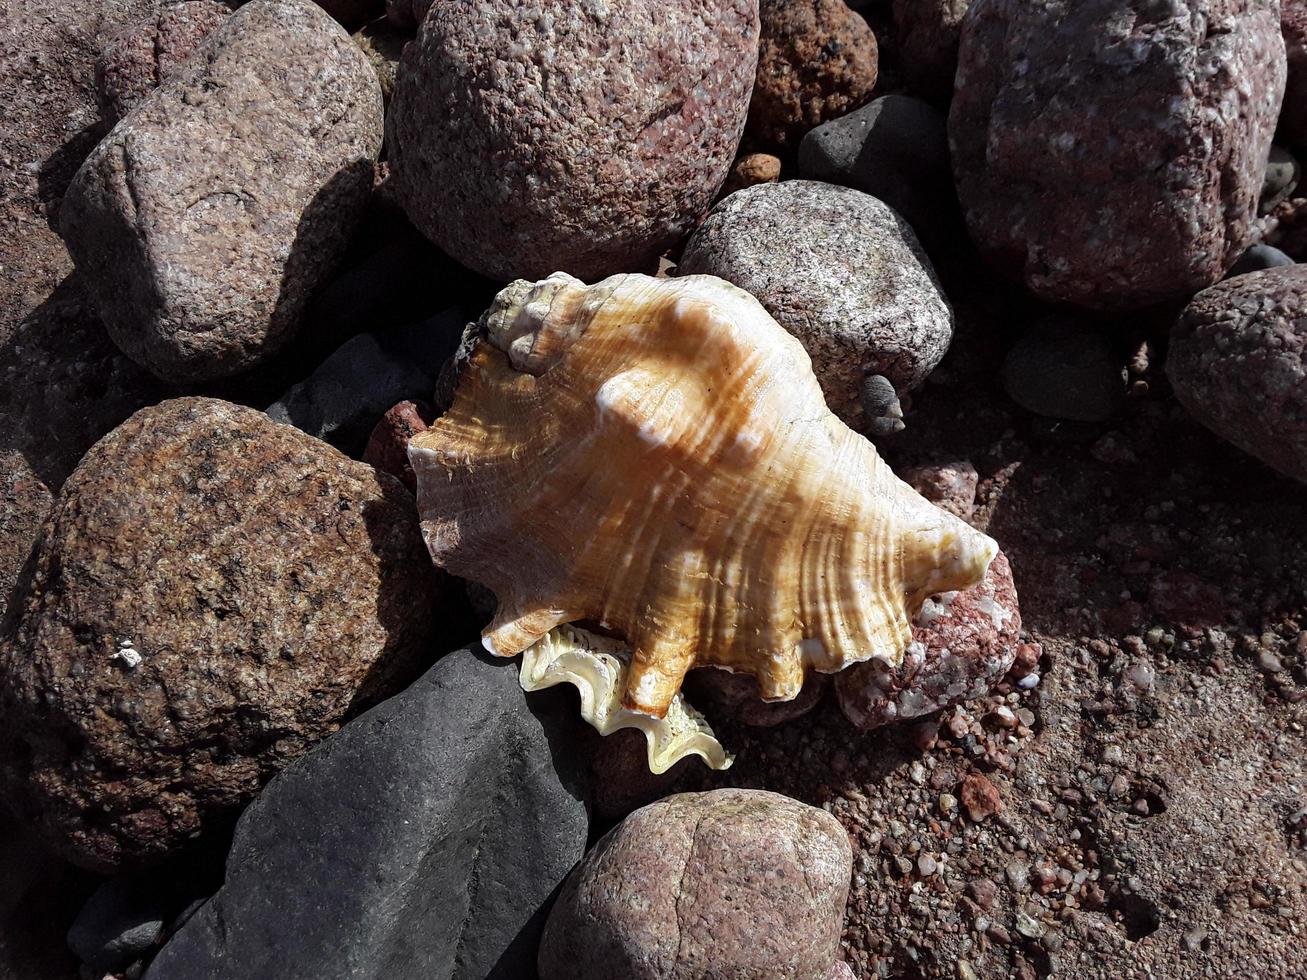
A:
[{"xmin": 410, "ymin": 272, "xmax": 997, "ymax": 720}]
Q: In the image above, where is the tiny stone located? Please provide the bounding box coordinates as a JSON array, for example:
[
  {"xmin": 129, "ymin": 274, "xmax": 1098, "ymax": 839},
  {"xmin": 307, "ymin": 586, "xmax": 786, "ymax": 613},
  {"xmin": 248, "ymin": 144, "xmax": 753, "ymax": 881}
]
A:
[
  {"xmin": 938, "ymin": 793, "xmax": 958, "ymax": 815},
  {"xmin": 1017, "ymin": 673, "xmax": 1040, "ymax": 690},
  {"xmin": 1015, "ymin": 911, "xmax": 1046, "ymax": 940},
  {"xmin": 1100, "ymin": 744, "xmax": 1124, "ymax": 765},
  {"xmin": 917, "ymin": 854, "xmax": 938, "ymax": 877},
  {"xmin": 1258, "ymin": 650, "xmax": 1285, "ymax": 674}
]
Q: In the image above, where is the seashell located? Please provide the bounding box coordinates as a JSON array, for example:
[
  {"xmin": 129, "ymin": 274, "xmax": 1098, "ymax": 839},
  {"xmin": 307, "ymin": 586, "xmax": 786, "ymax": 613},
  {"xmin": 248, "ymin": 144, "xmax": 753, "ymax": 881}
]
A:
[{"xmin": 409, "ymin": 272, "xmax": 998, "ymax": 731}]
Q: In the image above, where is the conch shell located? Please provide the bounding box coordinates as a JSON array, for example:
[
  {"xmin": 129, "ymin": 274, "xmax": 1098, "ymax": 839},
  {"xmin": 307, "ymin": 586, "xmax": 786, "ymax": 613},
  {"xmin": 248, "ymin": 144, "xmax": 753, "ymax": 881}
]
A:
[{"xmin": 409, "ymin": 272, "xmax": 997, "ymax": 729}]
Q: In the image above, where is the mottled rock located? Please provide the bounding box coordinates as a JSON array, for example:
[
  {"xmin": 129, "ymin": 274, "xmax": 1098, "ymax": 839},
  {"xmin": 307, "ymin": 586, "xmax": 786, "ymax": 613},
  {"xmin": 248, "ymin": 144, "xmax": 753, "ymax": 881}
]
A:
[
  {"xmin": 95, "ymin": 1, "xmax": 232, "ymax": 124},
  {"xmin": 720, "ymin": 152, "xmax": 782, "ymax": 198},
  {"xmin": 678, "ymin": 180, "xmax": 952, "ymax": 430},
  {"xmin": 1283, "ymin": 1, "xmax": 1307, "ymax": 147},
  {"xmin": 900, "ymin": 458, "xmax": 978, "ymax": 521},
  {"xmin": 387, "ymin": 0, "xmax": 759, "ymax": 282},
  {"xmin": 1168, "ymin": 264, "xmax": 1307, "ymax": 484},
  {"xmin": 959, "ymin": 772, "xmax": 1002, "ymax": 822},
  {"xmin": 538, "ymin": 789, "xmax": 851, "ymax": 980},
  {"xmin": 148, "ymin": 648, "xmax": 589, "ymax": 980},
  {"xmin": 1002, "ymin": 317, "xmax": 1127, "ymax": 422},
  {"xmin": 747, "ymin": 0, "xmax": 879, "ymax": 151},
  {"xmin": 950, "ymin": 0, "xmax": 1286, "ymax": 310},
  {"xmin": 0, "ymin": 398, "xmax": 441, "ymax": 871},
  {"xmin": 62, "ymin": 0, "xmax": 384, "ymax": 383},
  {"xmin": 0, "ymin": 451, "xmax": 51, "ymax": 620},
  {"xmin": 363, "ymin": 399, "xmax": 435, "ymax": 494},
  {"xmin": 836, "ymin": 551, "xmax": 1020, "ymax": 730},
  {"xmin": 798, "ymin": 95, "xmax": 955, "ymax": 250},
  {"xmin": 892, "ymin": 0, "xmax": 969, "ymax": 102},
  {"xmin": 684, "ymin": 668, "xmax": 830, "ymax": 728},
  {"xmin": 352, "ymin": 14, "xmax": 406, "ymax": 103},
  {"xmin": 1227, "ymin": 243, "xmax": 1295, "ymax": 277}
]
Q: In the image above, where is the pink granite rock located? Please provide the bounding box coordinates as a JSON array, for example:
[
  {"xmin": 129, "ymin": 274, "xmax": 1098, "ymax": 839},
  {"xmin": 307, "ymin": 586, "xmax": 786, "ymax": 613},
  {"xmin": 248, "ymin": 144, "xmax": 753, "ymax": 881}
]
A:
[{"xmin": 900, "ymin": 458, "xmax": 979, "ymax": 522}]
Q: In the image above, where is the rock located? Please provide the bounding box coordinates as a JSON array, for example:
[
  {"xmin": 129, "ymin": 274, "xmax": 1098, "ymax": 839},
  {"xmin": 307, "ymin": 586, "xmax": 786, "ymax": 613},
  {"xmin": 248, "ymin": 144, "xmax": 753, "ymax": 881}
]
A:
[
  {"xmin": 147, "ymin": 648, "xmax": 589, "ymax": 980},
  {"xmin": 835, "ymin": 550, "xmax": 1021, "ymax": 730},
  {"xmin": 891, "ymin": 0, "xmax": 970, "ymax": 103},
  {"xmin": 798, "ymin": 95, "xmax": 956, "ymax": 251},
  {"xmin": 959, "ymin": 772, "xmax": 1002, "ymax": 823},
  {"xmin": 387, "ymin": 0, "xmax": 759, "ymax": 282},
  {"xmin": 678, "ymin": 180, "xmax": 952, "ymax": 431},
  {"xmin": 352, "ymin": 14, "xmax": 407, "ymax": 104},
  {"xmin": 747, "ymin": 0, "xmax": 879, "ymax": 151},
  {"xmin": 1262, "ymin": 145, "xmax": 1300, "ymax": 213},
  {"xmin": 588, "ymin": 728, "xmax": 695, "ymax": 824},
  {"xmin": 1227, "ymin": 244, "xmax": 1295, "ymax": 278},
  {"xmin": 314, "ymin": 0, "xmax": 383, "ymax": 29},
  {"xmin": 363, "ymin": 399, "xmax": 436, "ymax": 494},
  {"xmin": 900, "ymin": 458, "xmax": 979, "ymax": 521},
  {"xmin": 385, "ymin": 0, "xmax": 429, "ymax": 29},
  {"xmin": 1002, "ymin": 317, "xmax": 1126, "ymax": 422},
  {"xmin": 538, "ymin": 789, "xmax": 851, "ymax": 980},
  {"xmin": 683, "ymin": 668, "xmax": 830, "ymax": 728},
  {"xmin": 264, "ymin": 307, "xmax": 466, "ymax": 457},
  {"xmin": 950, "ymin": 0, "xmax": 1286, "ymax": 310},
  {"xmin": 94, "ymin": 1, "xmax": 232, "ymax": 124},
  {"xmin": 1167, "ymin": 265, "xmax": 1307, "ymax": 484},
  {"xmin": 0, "ymin": 398, "xmax": 442, "ymax": 871},
  {"xmin": 0, "ymin": 452, "xmax": 51, "ymax": 620},
  {"xmin": 62, "ymin": 0, "xmax": 384, "ymax": 384},
  {"xmin": 827, "ymin": 964, "xmax": 857, "ymax": 980},
  {"xmin": 68, "ymin": 870, "xmax": 205, "ymax": 972},
  {"xmin": 1283, "ymin": 1, "xmax": 1307, "ymax": 147},
  {"xmin": 720, "ymin": 152, "xmax": 782, "ymax": 198}
]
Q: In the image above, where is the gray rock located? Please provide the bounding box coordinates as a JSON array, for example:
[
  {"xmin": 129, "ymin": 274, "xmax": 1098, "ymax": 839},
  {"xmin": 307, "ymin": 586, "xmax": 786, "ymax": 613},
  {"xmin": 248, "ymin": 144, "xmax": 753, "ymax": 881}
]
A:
[
  {"xmin": 265, "ymin": 307, "xmax": 466, "ymax": 456},
  {"xmin": 386, "ymin": 0, "xmax": 759, "ymax": 282},
  {"xmin": 1262, "ymin": 145, "xmax": 1300, "ymax": 213},
  {"xmin": 62, "ymin": 0, "xmax": 384, "ymax": 383},
  {"xmin": 950, "ymin": 0, "xmax": 1286, "ymax": 310},
  {"xmin": 1227, "ymin": 244, "xmax": 1295, "ymax": 278},
  {"xmin": 1002, "ymin": 318, "xmax": 1126, "ymax": 422},
  {"xmin": 538, "ymin": 789, "xmax": 851, "ymax": 980},
  {"xmin": 68, "ymin": 874, "xmax": 185, "ymax": 972},
  {"xmin": 798, "ymin": 95, "xmax": 955, "ymax": 251},
  {"xmin": 0, "ymin": 398, "xmax": 442, "ymax": 871},
  {"xmin": 678, "ymin": 180, "xmax": 953, "ymax": 431},
  {"xmin": 1168, "ymin": 264, "xmax": 1307, "ymax": 484},
  {"xmin": 146, "ymin": 648, "xmax": 590, "ymax": 980}
]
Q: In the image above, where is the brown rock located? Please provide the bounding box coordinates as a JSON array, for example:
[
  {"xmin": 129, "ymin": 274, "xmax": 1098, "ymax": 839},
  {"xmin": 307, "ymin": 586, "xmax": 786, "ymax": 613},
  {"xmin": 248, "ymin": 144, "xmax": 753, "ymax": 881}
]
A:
[
  {"xmin": 891, "ymin": 0, "xmax": 969, "ymax": 103},
  {"xmin": 62, "ymin": 0, "xmax": 384, "ymax": 384},
  {"xmin": 0, "ymin": 397, "xmax": 442, "ymax": 871},
  {"xmin": 720, "ymin": 152, "xmax": 782, "ymax": 198},
  {"xmin": 387, "ymin": 0, "xmax": 759, "ymax": 282},
  {"xmin": 1283, "ymin": 1, "xmax": 1307, "ymax": 147},
  {"xmin": 835, "ymin": 550, "xmax": 1021, "ymax": 730},
  {"xmin": 959, "ymin": 772, "xmax": 1002, "ymax": 823},
  {"xmin": 95, "ymin": 0, "xmax": 232, "ymax": 124},
  {"xmin": 748, "ymin": 0, "xmax": 879, "ymax": 151},
  {"xmin": 950, "ymin": 0, "xmax": 1286, "ymax": 310},
  {"xmin": 0, "ymin": 452, "xmax": 51, "ymax": 620},
  {"xmin": 1168, "ymin": 264, "xmax": 1307, "ymax": 485},
  {"xmin": 363, "ymin": 399, "xmax": 435, "ymax": 494},
  {"xmin": 538, "ymin": 789, "xmax": 852, "ymax": 980},
  {"xmin": 900, "ymin": 458, "xmax": 979, "ymax": 521}
]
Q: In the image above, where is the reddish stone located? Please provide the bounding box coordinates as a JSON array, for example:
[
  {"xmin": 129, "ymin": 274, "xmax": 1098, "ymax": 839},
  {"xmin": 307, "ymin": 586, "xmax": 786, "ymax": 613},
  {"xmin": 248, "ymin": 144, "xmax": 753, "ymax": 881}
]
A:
[
  {"xmin": 363, "ymin": 400, "xmax": 435, "ymax": 494},
  {"xmin": 959, "ymin": 772, "xmax": 1002, "ymax": 823}
]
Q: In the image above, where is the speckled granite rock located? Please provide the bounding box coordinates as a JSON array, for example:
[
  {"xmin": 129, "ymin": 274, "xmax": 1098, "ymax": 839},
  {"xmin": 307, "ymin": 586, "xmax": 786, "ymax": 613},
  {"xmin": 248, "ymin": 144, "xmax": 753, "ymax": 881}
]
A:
[
  {"xmin": 0, "ymin": 398, "xmax": 441, "ymax": 871},
  {"xmin": 62, "ymin": 0, "xmax": 384, "ymax": 384},
  {"xmin": 148, "ymin": 649, "xmax": 588, "ymax": 980},
  {"xmin": 950, "ymin": 0, "xmax": 1286, "ymax": 310},
  {"xmin": 1282, "ymin": 1, "xmax": 1307, "ymax": 146},
  {"xmin": 94, "ymin": 1, "xmax": 231, "ymax": 124},
  {"xmin": 747, "ymin": 0, "xmax": 878, "ymax": 151},
  {"xmin": 891, "ymin": 0, "xmax": 969, "ymax": 103},
  {"xmin": 678, "ymin": 180, "xmax": 952, "ymax": 431},
  {"xmin": 538, "ymin": 789, "xmax": 851, "ymax": 980},
  {"xmin": 387, "ymin": 0, "xmax": 759, "ymax": 282},
  {"xmin": 1168, "ymin": 264, "xmax": 1307, "ymax": 485},
  {"xmin": 899, "ymin": 458, "xmax": 978, "ymax": 522},
  {"xmin": 836, "ymin": 550, "xmax": 1021, "ymax": 730},
  {"xmin": 0, "ymin": 451, "xmax": 50, "ymax": 621}
]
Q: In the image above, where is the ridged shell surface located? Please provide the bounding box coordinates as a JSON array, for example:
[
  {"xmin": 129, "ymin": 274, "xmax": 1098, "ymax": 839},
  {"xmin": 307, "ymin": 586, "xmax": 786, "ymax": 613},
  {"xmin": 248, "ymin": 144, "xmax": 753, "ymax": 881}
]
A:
[{"xmin": 410, "ymin": 272, "xmax": 997, "ymax": 718}]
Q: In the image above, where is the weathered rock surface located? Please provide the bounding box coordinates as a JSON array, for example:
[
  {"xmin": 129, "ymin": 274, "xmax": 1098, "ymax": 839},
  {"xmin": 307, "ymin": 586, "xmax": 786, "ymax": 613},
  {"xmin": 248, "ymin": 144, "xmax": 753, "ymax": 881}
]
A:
[
  {"xmin": 1002, "ymin": 318, "xmax": 1127, "ymax": 422},
  {"xmin": 1168, "ymin": 264, "xmax": 1307, "ymax": 484},
  {"xmin": 0, "ymin": 397, "xmax": 442, "ymax": 871},
  {"xmin": 747, "ymin": 0, "xmax": 879, "ymax": 151},
  {"xmin": 836, "ymin": 550, "xmax": 1021, "ymax": 730},
  {"xmin": 678, "ymin": 179, "xmax": 952, "ymax": 430},
  {"xmin": 899, "ymin": 457, "xmax": 979, "ymax": 522},
  {"xmin": 891, "ymin": 0, "xmax": 969, "ymax": 103},
  {"xmin": 798, "ymin": 95, "xmax": 956, "ymax": 250},
  {"xmin": 147, "ymin": 648, "xmax": 589, "ymax": 980},
  {"xmin": 720, "ymin": 151, "xmax": 782, "ymax": 198},
  {"xmin": 538, "ymin": 789, "xmax": 851, "ymax": 980},
  {"xmin": 950, "ymin": 0, "xmax": 1286, "ymax": 310},
  {"xmin": 363, "ymin": 399, "xmax": 435, "ymax": 493},
  {"xmin": 387, "ymin": 0, "xmax": 759, "ymax": 281},
  {"xmin": 0, "ymin": 451, "xmax": 51, "ymax": 620},
  {"xmin": 95, "ymin": 1, "xmax": 231, "ymax": 124},
  {"xmin": 62, "ymin": 0, "xmax": 384, "ymax": 383}
]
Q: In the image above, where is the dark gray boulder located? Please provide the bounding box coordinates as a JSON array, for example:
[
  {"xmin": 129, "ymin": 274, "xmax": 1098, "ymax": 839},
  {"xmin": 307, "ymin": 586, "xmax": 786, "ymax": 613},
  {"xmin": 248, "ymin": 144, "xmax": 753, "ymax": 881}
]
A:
[{"xmin": 146, "ymin": 648, "xmax": 590, "ymax": 980}]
